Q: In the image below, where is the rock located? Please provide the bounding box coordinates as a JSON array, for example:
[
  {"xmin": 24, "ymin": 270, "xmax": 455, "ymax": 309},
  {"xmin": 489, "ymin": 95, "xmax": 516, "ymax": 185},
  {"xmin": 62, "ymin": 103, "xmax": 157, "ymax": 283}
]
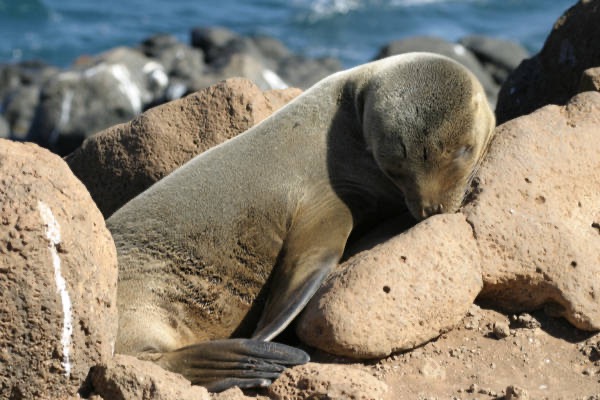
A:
[
  {"xmin": 578, "ymin": 67, "xmax": 600, "ymax": 93},
  {"xmin": 0, "ymin": 114, "xmax": 8, "ymax": 138},
  {"xmin": 139, "ymin": 34, "xmax": 207, "ymax": 99},
  {"xmin": 28, "ymin": 47, "xmax": 169, "ymax": 155},
  {"xmin": 492, "ymin": 322, "xmax": 511, "ymax": 339},
  {"xmin": 65, "ymin": 78, "xmax": 301, "ymax": 218},
  {"xmin": 496, "ymin": 0, "xmax": 600, "ymax": 123},
  {"xmin": 374, "ymin": 35, "xmax": 499, "ymax": 106},
  {"xmin": 277, "ymin": 55, "xmax": 342, "ymax": 90},
  {"xmin": 463, "ymin": 91, "xmax": 600, "ymax": 330},
  {"xmin": 513, "ymin": 313, "xmax": 541, "ymax": 329},
  {"xmin": 190, "ymin": 26, "xmax": 341, "ymax": 89},
  {"xmin": 190, "ymin": 26, "xmax": 241, "ymax": 64},
  {"xmin": 0, "ymin": 60, "xmax": 58, "ymax": 100},
  {"xmin": 297, "ymin": 213, "xmax": 482, "ymax": 358},
  {"xmin": 0, "ymin": 139, "xmax": 118, "ymax": 398},
  {"xmin": 505, "ymin": 385, "xmax": 530, "ymax": 400},
  {"xmin": 85, "ymin": 355, "xmax": 210, "ymax": 400},
  {"xmin": 211, "ymin": 387, "xmax": 267, "ymax": 400},
  {"xmin": 2, "ymin": 84, "xmax": 41, "ymax": 139},
  {"xmin": 268, "ymin": 363, "xmax": 388, "ymax": 400},
  {"xmin": 458, "ymin": 35, "xmax": 530, "ymax": 84}
]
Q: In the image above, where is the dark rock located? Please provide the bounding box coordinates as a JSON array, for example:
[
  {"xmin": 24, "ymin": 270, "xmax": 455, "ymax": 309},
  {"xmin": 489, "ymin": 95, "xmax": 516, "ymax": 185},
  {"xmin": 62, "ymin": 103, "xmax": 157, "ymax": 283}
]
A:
[
  {"xmin": 496, "ymin": 0, "xmax": 600, "ymax": 124},
  {"xmin": 459, "ymin": 35, "xmax": 529, "ymax": 84},
  {"xmin": 190, "ymin": 26, "xmax": 240, "ymax": 63},
  {"xmin": 578, "ymin": 67, "xmax": 600, "ymax": 93},
  {"xmin": 2, "ymin": 84, "xmax": 41, "ymax": 139},
  {"xmin": 0, "ymin": 60, "xmax": 58, "ymax": 99},
  {"xmin": 0, "ymin": 114, "xmax": 8, "ymax": 138},
  {"xmin": 28, "ymin": 47, "xmax": 169, "ymax": 155},
  {"xmin": 65, "ymin": 78, "xmax": 301, "ymax": 218},
  {"xmin": 375, "ymin": 36, "xmax": 499, "ymax": 106},
  {"xmin": 0, "ymin": 139, "xmax": 118, "ymax": 399},
  {"xmin": 190, "ymin": 26, "xmax": 341, "ymax": 90},
  {"xmin": 278, "ymin": 55, "xmax": 342, "ymax": 89},
  {"xmin": 139, "ymin": 34, "xmax": 207, "ymax": 99}
]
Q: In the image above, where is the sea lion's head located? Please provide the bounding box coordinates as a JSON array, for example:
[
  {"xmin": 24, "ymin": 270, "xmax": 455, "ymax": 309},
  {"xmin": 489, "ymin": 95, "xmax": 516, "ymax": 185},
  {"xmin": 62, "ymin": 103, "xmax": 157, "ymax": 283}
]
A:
[{"xmin": 361, "ymin": 53, "xmax": 495, "ymax": 220}]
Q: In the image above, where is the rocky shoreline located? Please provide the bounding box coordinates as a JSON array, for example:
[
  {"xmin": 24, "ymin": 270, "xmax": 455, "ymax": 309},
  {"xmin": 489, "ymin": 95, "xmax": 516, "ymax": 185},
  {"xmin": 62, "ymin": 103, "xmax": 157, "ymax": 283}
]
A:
[
  {"xmin": 1, "ymin": 26, "xmax": 528, "ymax": 156},
  {"xmin": 1, "ymin": 0, "xmax": 600, "ymax": 399}
]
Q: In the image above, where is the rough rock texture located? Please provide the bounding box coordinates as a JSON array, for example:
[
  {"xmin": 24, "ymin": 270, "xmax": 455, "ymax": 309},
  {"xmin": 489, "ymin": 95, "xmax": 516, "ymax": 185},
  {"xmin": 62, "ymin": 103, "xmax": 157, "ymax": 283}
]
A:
[
  {"xmin": 86, "ymin": 355, "xmax": 210, "ymax": 400},
  {"xmin": 0, "ymin": 139, "xmax": 118, "ymax": 398},
  {"xmin": 463, "ymin": 91, "xmax": 600, "ymax": 330},
  {"xmin": 66, "ymin": 78, "xmax": 301, "ymax": 218},
  {"xmin": 578, "ymin": 67, "xmax": 600, "ymax": 93},
  {"xmin": 297, "ymin": 213, "xmax": 482, "ymax": 358},
  {"xmin": 268, "ymin": 363, "xmax": 388, "ymax": 400},
  {"xmin": 496, "ymin": 0, "xmax": 600, "ymax": 123}
]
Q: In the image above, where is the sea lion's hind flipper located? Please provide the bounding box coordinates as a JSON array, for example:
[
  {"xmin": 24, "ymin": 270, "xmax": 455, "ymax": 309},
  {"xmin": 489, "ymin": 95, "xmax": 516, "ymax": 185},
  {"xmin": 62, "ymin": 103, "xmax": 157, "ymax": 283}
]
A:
[{"xmin": 157, "ymin": 338, "xmax": 308, "ymax": 392}]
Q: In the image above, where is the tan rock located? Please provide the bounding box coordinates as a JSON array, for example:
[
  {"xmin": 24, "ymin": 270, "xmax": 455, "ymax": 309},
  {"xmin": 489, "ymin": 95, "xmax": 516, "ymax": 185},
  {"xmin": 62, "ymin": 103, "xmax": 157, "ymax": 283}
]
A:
[
  {"xmin": 87, "ymin": 354, "xmax": 210, "ymax": 400},
  {"xmin": 297, "ymin": 213, "xmax": 482, "ymax": 358},
  {"xmin": 268, "ymin": 362, "xmax": 388, "ymax": 400},
  {"xmin": 65, "ymin": 77, "xmax": 301, "ymax": 218},
  {"xmin": 578, "ymin": 67, "xmax": 600, "ymax": 93},
  {"xmin": 0, "ymin": 139, "xmax": 118, "ymax": 398},
  {"xmin": 496, "ymin": 0, "xmax": 600, "ymax": 123},
  {"xmin": 463, "ymin": 91, "xmax": 600, "ymax": 330},
  {"xmin": 210, "ymin": 387, "xmax": 268, "ymax": 400}
]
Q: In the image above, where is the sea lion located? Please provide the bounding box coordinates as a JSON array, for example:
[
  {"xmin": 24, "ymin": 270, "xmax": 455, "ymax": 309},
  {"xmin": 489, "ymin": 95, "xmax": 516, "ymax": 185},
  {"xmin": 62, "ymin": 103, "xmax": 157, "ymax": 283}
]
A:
[{"xmin": 108, "ymin": 52, "xmax": 495, "ymax": 392}]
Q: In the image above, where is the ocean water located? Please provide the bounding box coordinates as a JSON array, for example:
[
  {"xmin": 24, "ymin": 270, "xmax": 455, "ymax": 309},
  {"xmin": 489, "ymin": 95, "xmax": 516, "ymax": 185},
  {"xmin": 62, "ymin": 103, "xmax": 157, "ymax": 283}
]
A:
[{"xmin": 0, "ymin": 0, "xmax": 576, "ymax": 69}]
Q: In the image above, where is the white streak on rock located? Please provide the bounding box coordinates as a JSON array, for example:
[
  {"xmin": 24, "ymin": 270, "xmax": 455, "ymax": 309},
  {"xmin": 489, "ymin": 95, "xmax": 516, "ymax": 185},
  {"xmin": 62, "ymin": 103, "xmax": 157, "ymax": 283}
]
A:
[
  {"xmin": 109, "ymin": 64, "xmax": 142, "ymax": 114},
  {"xmin": 453, "ymin": 44, "xmax": 466, "ymax": 56},
  {"xmin": 143, "ymin": 61, "xmax": 169, "ymax": 89},
  {"xmin": 38, "ymin": 201, "xmax": 73, "ymax": 377},
  {"xmin": 262, "ymin": 69, "xmax": 288, "ymax": 90},
  {"xmin": 58, "ymin": 90, "xmax": 73, "ymax": 130}
]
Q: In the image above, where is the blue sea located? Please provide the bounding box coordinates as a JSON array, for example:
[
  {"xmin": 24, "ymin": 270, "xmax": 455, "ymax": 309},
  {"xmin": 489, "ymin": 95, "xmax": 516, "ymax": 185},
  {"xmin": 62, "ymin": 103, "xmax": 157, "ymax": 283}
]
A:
[{"xmin": 0, "ymin": 0, "xmax": 575, "ymax": 68}]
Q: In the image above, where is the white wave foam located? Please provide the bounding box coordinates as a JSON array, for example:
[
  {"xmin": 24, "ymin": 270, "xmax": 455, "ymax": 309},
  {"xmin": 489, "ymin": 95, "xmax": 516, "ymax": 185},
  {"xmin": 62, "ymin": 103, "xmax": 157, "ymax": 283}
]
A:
[{"xmin": 38, "ymin": 201, "xmax": 73, "ymax": 377}]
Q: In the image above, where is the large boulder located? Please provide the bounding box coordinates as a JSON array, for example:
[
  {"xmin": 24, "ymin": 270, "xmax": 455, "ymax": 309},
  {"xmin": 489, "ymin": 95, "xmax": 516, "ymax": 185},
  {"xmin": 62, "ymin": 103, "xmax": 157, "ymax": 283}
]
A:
[
  {"xmin": 0, "ymin": 139, "xmax": 118, "ymax": 398},
  {"xmin": 464, "ymin": 91, "xmax": 600, "ymax": 330},
  {"xmin": 65, "ymin": 78, "xmax": 301, "ymax": 218},
  {"xmin": 85, "ymin": 355, "xmax": 210, "ymax": 400},
  {"xmin": 297, "ymin": 213, "xmax": 482, "ymax": 358},
  {"xmin": 28, "ymin": 47, "xmax": 169, "ymax": 155},
  {"xmin": 268, "ymin": 363, "xmax": 388, "ymax": 400},
  {"xmin": 496, "ymin": 0, "xmax": 600, "ymax": 123}
]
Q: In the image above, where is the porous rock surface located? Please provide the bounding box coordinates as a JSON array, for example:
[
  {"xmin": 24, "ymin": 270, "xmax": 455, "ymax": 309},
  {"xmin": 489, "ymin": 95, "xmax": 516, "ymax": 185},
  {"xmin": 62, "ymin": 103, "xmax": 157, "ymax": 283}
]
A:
[
  {"xmin": 578, "ymin": 66, "xmax": 600, "ymax": 93},
  {"xmin": 297, "ymin": 213, "xmax": 482, "ymax": 358},
  {"xmin": 463, "ymin": 91, "xmax": 600, "ymax": 330},
  {"xmin": 86, "ymin": 355, "xmax": 210, "ymax": 400},
  {"xmin": 66, "ymin": 77, "xmax": 301, "ymax": 218},
  {"xmin": 0, "ymin": 139, "xmax": 118, "ymax": 398},
  {"xmin": 268, "ymin": 363, "xmax": 388, "ymax": 400},
  {"xmin": 496, "ymin": 0, "xmax": 600, "ymax": 123}
]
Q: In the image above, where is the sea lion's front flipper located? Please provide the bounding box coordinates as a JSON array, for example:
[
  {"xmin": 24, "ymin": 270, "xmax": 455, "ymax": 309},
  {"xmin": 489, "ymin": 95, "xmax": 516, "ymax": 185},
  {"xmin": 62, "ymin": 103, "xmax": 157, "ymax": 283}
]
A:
[
  {"xmin": 157, "ymin": 338, "xmax": 308, "ymax": 392},
  {"xmin": 252, "ymin": 205, "xmax": 352, "ymax": 341}
]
